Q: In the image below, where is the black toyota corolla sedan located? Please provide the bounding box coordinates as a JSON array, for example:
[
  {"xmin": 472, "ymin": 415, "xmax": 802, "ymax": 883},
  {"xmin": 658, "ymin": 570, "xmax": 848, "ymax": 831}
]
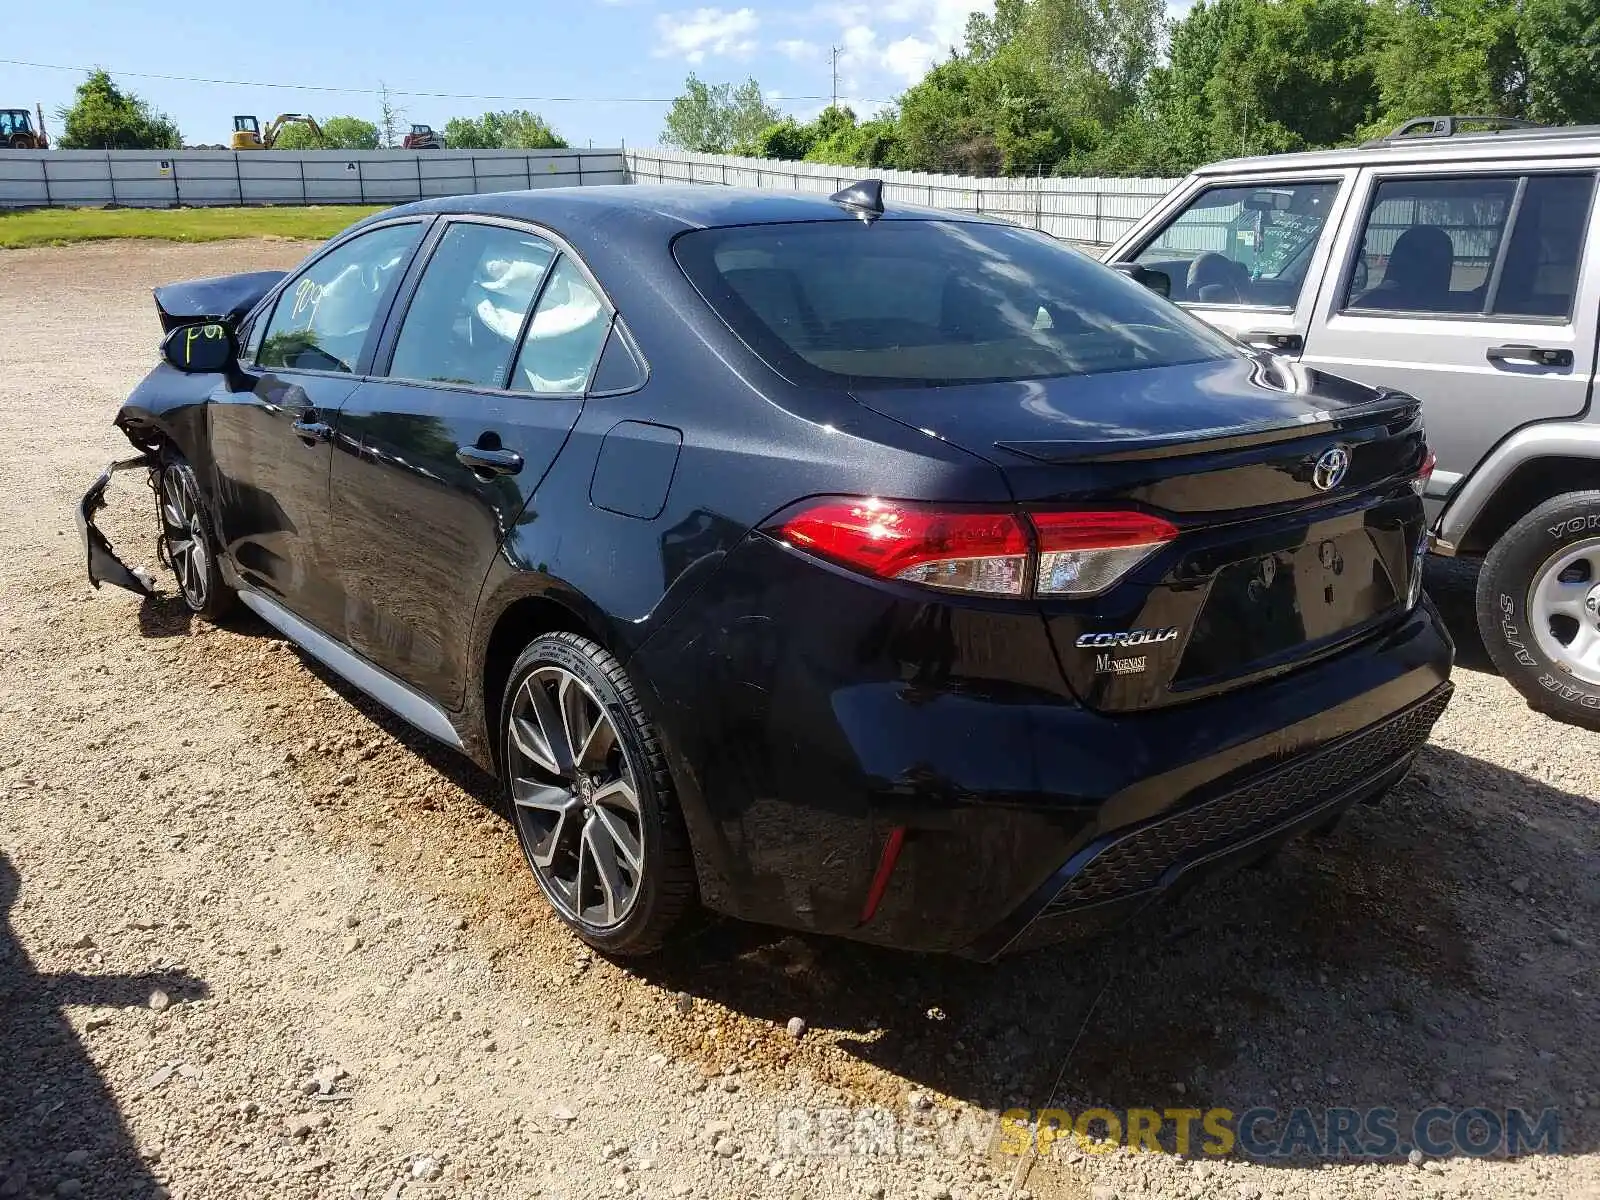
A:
[{"xmin": 79, "ymin": 183, "xmax": 1453, "ymax": 958}]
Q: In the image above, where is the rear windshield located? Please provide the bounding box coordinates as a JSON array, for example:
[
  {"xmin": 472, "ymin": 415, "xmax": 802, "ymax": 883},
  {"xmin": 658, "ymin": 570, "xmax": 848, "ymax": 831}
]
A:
[{"xmin": 674, "ymin": 219, "xmax": 1238, "ymax": 388}]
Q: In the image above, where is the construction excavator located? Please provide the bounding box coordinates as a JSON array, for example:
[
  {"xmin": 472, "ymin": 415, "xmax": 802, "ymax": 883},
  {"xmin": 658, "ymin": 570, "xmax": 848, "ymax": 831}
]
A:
[
  {"xmin": 0, "ymin": 105, "xmax": 48, "ymax": 149},
  {"xmin": 230, "ymin": 114, "xmax": 325, "ymax": 150}
]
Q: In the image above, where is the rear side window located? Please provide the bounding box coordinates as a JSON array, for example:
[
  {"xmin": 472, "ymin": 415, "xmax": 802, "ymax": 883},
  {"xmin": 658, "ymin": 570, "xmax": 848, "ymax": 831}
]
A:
[
  {"xmin": 675, "ymin": 220, "xmax": 1237, "ymax": 387},
  {"xmin": 510, "ymin": 256, "xmax": 610, "ymax": 394},
  {"xmin": 389, "ymin": 222, "xmax": 556, "ymax": 388},
  {"xmin": 1343, "ymin": 173, "xmax": 1595, "ymax": 319}
]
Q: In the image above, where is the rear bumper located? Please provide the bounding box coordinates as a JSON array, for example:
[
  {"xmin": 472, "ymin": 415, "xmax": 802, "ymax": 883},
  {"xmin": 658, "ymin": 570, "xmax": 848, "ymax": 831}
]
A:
[
  {"xmin": 637, "ymin": 533, "xmax": 1456, "ymax": 954},
  {"xmin": 78, "ymin": 455, "xmax": 157, "ymax": 595},
  {"xmin": 974, "ymin": 682, "xmax": 1449, "ymax": 959}
]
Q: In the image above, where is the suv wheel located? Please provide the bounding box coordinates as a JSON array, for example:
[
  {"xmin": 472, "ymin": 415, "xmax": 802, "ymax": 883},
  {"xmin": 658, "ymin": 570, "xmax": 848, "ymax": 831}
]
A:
[
  {"xmin": 499, "ymin": 633, "xmax": 696, "ymax": 954},
  {"xmin": 1478, "ymin": 490, "xmax": 1600, "ymax": 729},
  {"xmin": 158, "ymin": 454, "xmax": 234, "ymax": 621}
]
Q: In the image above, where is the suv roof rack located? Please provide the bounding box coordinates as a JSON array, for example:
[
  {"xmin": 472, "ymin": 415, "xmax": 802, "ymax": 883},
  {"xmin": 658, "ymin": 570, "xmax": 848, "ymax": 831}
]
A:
[{"xmin": 1363, "ymin": 115, "xmax": 1547, "ymax": 146}]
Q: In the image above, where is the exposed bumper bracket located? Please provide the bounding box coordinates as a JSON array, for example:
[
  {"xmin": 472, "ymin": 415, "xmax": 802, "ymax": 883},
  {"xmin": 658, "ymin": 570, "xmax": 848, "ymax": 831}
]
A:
[{"xmin": 78, "ymin": 455, "xmax": 158, "ymax": 595}]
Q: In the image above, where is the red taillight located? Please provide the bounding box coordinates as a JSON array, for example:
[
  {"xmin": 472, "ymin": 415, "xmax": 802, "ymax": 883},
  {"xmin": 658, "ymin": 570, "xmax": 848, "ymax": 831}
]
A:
[
  {"xmin": 1030, "ymin": 510, "xmax": 1178, "ymax": 597},
  {"xmin": 771, "ymin": 498, "xmax": 1030, "ymax": 596},
  {"xmin": 1413, "ymin": 448, "xmax": 1437, "ymax": 495},
  {"xmin": 766, "ymin": 498, "xmax": 1176, "ymax": 598}
]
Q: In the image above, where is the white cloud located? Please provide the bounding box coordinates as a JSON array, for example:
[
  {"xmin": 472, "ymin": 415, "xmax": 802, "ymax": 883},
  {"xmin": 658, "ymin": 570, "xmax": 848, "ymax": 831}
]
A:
[
  {"xmin": 883, "ymin": 34, "xmax": 938, "ymax": 83},
  {"xmin": 805, "ymin": 0, "xmax": 990, "ymax": 92},
  {"xmin": 654, "ymin": 7, "xmax": 760, "ymax": 62},
  {"xmin": 776, "ymin": 38, "xmax": 820, "ymax": 60}
]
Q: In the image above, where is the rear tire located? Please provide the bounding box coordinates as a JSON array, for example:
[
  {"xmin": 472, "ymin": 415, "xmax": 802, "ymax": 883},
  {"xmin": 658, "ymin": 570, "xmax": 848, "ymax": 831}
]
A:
[
  {"xmin": 1477, "ymin": 490, "xmax": 1600, "ymax": 729},
  {"xmin": 499, "ymin": 633, "xmax": 696, "ymax": 955},
  {"xmin": 157, "ymin": 454, "xmax": 234, "ymax": 622}
]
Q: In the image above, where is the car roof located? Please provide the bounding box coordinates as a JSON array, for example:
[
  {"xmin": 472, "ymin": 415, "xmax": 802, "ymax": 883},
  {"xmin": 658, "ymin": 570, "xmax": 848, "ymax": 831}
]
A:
[
  {"xmin": 378, "ymin": 184, "xmax": 1000, "ymax": 234},
  {"xmin": 1197, "ymin": 124, "xmax": 1600, "ymax": 177}
]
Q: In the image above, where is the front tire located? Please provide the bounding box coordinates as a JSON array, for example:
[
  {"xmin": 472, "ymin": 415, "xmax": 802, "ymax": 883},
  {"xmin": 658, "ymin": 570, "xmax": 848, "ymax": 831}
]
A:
[
  {"xmin": 500, "ymin": 633, "xmax": 696, "ymax": 955},
  {"xmin": 1477, "ymin": 490, "xmax": 1600, "ymax": 729},
  {"xmin": 157, "ymin": 455, "xmax": 234, "ymax": 622}
]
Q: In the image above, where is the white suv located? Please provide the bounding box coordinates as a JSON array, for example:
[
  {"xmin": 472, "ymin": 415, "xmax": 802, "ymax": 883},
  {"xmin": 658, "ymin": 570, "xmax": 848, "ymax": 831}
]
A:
[{"xmin": 1107, "ymin": 116, "xmax": 1600, "ymax": 728}]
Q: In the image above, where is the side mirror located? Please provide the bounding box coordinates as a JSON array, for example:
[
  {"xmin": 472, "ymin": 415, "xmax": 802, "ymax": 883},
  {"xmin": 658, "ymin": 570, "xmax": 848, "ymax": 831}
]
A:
[
  {"xmin": 1113, "ymin": 263, "xmax": 1172, "ymax": 299},
  {"xmin": 162, "ymin": 322, "xmax": 237, "ymax": 373}
]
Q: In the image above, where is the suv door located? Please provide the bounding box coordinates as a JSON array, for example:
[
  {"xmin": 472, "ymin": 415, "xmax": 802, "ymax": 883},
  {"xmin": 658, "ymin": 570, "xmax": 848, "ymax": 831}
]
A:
[
  {"xmin": 1111, "ymin": 172, "xmax": 1357, "ymax": 354},
  {"xmin": 327, "ymin": 217, "xmax": 612, "ymax": 708},
  {"xmin": 1301, "ymin": 166, "xmax": 1600, "ymax": 495},
  {"xmin": 208, "ymin": 219, "xmax": 427, "ymax": 632}
]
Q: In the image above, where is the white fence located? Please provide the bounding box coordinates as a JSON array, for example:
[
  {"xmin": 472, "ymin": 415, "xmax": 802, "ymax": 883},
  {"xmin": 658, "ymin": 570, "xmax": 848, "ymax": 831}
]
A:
[
  {"xmin": 0, "ymin": 148, "xmax": 627, "ymax": 209},
  {"xmin": 625, "ymin": 148, "xmax": 1178, "ymax": 247}
]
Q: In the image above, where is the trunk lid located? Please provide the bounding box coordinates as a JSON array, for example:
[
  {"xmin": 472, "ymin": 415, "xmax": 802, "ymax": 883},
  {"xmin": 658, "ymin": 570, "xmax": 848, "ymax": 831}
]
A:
[{"xmin": 850, "ymin": 356, "xmax": 1430, "ymax": 713}]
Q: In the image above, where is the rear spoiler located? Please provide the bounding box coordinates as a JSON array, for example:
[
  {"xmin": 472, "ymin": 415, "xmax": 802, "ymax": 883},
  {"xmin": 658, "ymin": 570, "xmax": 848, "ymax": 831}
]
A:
[
  {"xmin": 996, "ymin": 392, "xmax": 1421, "ymax": 465},
  {"xmin": 153, "ymin": 270, "xmax": 286, "ymax": 334}
]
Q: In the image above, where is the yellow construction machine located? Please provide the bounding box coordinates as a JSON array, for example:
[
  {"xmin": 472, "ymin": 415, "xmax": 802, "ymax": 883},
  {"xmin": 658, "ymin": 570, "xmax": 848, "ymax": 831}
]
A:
[{"xmin": 230, "ymin": 114, "xmax": 325, "ymax": 150}]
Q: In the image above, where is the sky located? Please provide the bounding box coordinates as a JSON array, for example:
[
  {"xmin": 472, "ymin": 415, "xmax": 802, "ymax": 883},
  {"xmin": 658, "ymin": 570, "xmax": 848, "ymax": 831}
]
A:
[{"xmin": 3, "ymin": 0, "xmax": 1188, "ymax": 151}]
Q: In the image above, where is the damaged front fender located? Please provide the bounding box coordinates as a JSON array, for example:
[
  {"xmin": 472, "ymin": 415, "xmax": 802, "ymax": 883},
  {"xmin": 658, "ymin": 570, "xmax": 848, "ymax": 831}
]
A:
[{"xmin": 78, "ymin": 455, "xmax": 158, "ymax": 595}]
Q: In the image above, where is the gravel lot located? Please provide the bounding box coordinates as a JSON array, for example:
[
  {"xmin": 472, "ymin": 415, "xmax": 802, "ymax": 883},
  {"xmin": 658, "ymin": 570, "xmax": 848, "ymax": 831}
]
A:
[{"xmin": 2, "ymin": 239, "xmax": 1599, "ymax": 1200}]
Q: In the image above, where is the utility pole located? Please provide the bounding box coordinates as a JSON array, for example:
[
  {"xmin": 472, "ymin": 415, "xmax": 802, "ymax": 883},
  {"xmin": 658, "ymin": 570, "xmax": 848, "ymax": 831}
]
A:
[{"xmin": 830, "ymin": 46, "xmax": 842, "ymax": 111}]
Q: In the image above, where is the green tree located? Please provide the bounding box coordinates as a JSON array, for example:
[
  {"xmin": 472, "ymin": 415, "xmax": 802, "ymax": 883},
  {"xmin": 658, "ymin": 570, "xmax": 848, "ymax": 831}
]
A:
[
  {"xmin": 270, "ymin": 116, "xmax": 382, "ymax": 150},
  {"xmin": 1520, "ymin": 0, "xmax": 1600, "ymax": 124},
  {"xmin": 443, "ymin": 111, "xmax": 566, "ymax": 149},
  {"xmin": 1365, "ymin": 0, "xmax": 1527, "ymax": 135},
  {"xmin": 55, "ymin": 69, "xmax": 180, "ymax": 150},
  {"xmin": 662, "ymin": 74, "xmax": 780, "ymax": 153}
]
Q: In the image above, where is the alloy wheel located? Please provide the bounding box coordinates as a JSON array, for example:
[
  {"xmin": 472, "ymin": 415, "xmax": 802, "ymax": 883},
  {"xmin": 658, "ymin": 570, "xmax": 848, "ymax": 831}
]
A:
[
  {"xmin": 506, "ymin": 665, "xmax": 645, "ymax": 929},
  {"xmin": 160, "ymin": 467, "xmax": 210, "ymax": 610},
  {"xmin": 1529, "ymin": 537, "xmax": 1600, "ymax": 685}
]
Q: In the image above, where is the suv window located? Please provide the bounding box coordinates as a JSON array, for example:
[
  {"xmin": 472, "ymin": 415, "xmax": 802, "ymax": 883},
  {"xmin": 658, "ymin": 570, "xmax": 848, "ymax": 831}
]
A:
[
  {"xmin": 676, "ymin": 220, "xmax": 1237, "ymax": 387},
  {"xmin": 1133, "ymin": 181, "xmax": 1340, "ymax": 308},
  {"xmin": 1493, "ymin": 175, "xmax": 1595, "ymax": 319},
  {"xmin": 1343, "ymin": 173, "xmax": 1594, "ymax": 318},
  {"xmin": 390, "ymin": 222, "xmax": 556, "ymax": 388},
  {"xmin": 257, "ymin": 223, "xmax": 420, "ymax": 374},
  {"xmin": 510, "ymin": 256, "xmax": 610, "ymax": 394}
]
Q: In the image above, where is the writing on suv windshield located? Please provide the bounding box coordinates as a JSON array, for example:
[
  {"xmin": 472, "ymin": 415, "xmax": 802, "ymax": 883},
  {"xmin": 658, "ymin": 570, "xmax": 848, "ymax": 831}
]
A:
[{"xmin": 675, "ymin": 220, "xmax": 1237, "ymax": 388}]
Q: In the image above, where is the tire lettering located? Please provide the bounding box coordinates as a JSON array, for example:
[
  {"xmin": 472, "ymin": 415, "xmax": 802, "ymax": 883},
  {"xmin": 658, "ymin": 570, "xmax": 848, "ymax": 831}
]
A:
[{"xmin": 1550, "ymin": 515, "xmax": 1600, "ymax": 539}]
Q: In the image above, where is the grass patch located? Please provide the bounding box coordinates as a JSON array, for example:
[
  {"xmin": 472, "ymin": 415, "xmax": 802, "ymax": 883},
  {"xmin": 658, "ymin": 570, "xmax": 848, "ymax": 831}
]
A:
[{"xmin": 0, "ymin": 205, "xmax": 390, "ymax": 249}]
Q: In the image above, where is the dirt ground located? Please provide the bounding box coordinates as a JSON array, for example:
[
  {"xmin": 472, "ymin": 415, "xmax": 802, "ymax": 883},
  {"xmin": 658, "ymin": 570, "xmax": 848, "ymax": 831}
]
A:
[{"xmin": 2, "ymin": 239, "xmax": 1599, "ymax": 1200}]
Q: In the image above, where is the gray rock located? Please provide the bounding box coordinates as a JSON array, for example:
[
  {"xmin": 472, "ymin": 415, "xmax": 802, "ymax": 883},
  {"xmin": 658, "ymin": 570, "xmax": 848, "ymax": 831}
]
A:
[
  {"xmin": 55, "ymin": 1181, "xmax": 82, "ymax": 1199},
  {"xmin": 1423, "ymin": 1161, "xmax": 1445, "ymax": 1175},
  {"xmin": 1510, "ymin": 876, "xmax": 1530, "ymax": 895},
  {"xmin": 341, "ymin": 936, "xmax": 362, "ymax": 955},
  {"xmin": 786, "ymin": 1017, "xmax": 807, "ymax": 1039},
  {"xmin": 674, "ymin": 992, "xmax": 694, "ymax": 1015},
  {"xmin": 147, "ymin": 990, "xmax": 171, "ymax": 1012},
  {"xmin": 1551, "ymin": 928, "xmax": 1573, "ymax": 946},
  {"xmin": 713, "ymin": 1137, "xmax": 739, "ymax": 1158},
  {"xmin": 550, "ymin": 1106, "xmax": 577, "ymax": 1123},
  {"xmin": 1408, "ymin": 1148, "xmax": 1425, "ymax": 1169},
  {"xmin": 908, "ymin": 1091, "xmax": 933, "ymax": 1112},
  {"xmin": 410, "ymin": 1158, "xmax": 441, "ymax": 1182},
  {"xmin": 69, "ymin": 934, "xmax": 95, "ymax": 950}
]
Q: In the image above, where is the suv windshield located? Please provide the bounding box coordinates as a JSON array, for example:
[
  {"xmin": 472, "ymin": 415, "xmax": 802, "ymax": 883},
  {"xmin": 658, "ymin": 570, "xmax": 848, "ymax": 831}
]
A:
[{"xmin": 675, "ymin": 219, "xmax": 1237, "ymax": 387}]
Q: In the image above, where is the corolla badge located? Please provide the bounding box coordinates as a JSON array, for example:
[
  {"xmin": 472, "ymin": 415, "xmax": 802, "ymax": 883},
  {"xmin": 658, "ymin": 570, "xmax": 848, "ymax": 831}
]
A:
[{"xmin": 1312, "ymin": 446, "xmax": 1351, "ymax": 491}]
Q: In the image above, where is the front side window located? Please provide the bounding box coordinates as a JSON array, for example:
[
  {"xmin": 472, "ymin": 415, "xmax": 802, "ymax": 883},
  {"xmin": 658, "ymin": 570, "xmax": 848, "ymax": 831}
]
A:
[
  {"xmin": 257, "ymin": 223, "xmax": 420, "ymax": 373},
  {"xmin": 510, "ymin": 256, "xmax": 610, "ymax": 394},
  {"xmin": 676, "ymin": 220, "xmax": 1237, "ymax": 388},
  {"xmin": 389, "ymin": 222, "xmax": 557, "ymax": 388},
  {"xmin": 1133, "ymin": 181, "xmax": 1341, "ymax": 308}
]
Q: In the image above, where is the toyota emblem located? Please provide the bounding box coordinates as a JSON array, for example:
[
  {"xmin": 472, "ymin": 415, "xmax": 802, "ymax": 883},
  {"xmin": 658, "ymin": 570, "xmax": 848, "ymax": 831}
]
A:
[{"xmin": 1312, "ymin": 446, "xmax": 1350, "ymax": 491}]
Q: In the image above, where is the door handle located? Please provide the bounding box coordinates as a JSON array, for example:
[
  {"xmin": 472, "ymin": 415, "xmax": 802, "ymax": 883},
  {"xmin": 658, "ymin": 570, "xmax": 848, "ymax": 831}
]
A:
[
  {"xmin": 1487, "ymin": 343, "xmax": 1573, "ymax": 368},
  {"xmin": 456, "ymin": 445, "xmax": 524, "ymax": 477},
  {"xmin": 1241, "ymin": 330, "xmax": 1304, "ymax": 354},
  {"xmin": 291, "ymin": 418, "xmax": 332, "ymax": 445}
]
